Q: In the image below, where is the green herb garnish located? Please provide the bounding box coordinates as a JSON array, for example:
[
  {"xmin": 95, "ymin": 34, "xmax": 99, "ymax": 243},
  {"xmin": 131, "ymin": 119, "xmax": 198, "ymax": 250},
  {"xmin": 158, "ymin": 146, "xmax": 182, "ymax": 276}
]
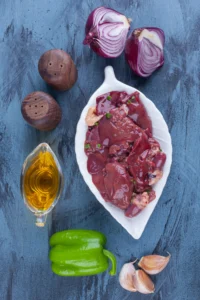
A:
[
  {"xmin": 106, "ymin": 113, "xmax": 112, "ymax": 119},
  {"xmin": 97, "ymin": 144, "xmax": 101, "ymax": 148},
  {"xmin": 107, "ymin": 95, "xmax": 112, "ymax": 101},
  {"xmin": 131, "ymin": 179, "xmax": 136, "ymax": 184},
  {"xmin": 95, "ymin": 122, "xmax": 99, "ymax": 126},
  {"xmin": 146, "ymin": 189, "xmax": 151, "ymax": 194},
  {"xmin": 85, "ymin": 144, "xmax": 90, "ymax": 149},
  {"xmin": 127, "ymin": 96, "xmax": 135, "ymax": 104},
  {"xmin": 160, "ymin": 148, "xmax": 162, "ymax": 152}
]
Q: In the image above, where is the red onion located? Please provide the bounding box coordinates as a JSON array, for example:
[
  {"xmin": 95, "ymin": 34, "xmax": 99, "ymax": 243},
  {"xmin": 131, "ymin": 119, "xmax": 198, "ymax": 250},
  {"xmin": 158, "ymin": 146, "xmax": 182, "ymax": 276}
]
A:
[
  {"xmin": 83, "ymin": 7, "xmax": 131, "ymax": 58},
  {"xmin": 125, "ymin": 28, "xmax": 165, "ymax": 77}
]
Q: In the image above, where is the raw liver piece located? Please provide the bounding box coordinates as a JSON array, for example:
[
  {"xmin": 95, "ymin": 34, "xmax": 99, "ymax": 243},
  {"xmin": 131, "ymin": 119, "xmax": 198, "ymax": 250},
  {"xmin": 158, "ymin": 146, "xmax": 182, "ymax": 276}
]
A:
[
  {"xmin": 125, "ymin": 191, "xmax": 156, "ymax": 217},
  {"xmin": 127, "ymin": 135, "xmax": 152, "ymax": 193},
  {"xmin": 96, "ymin": 91, "xmax": 127, "ymax": 115},
  {"xmin": 153, "ymin": 152, "xmax": 166, "ymax": 169},
  {"xmin": 127, "ymin": 92, "xmax": 152, "ymax": 135},
  {"xmin": 87, "ymin": 153, "xmax": 106, "ymax": 175},
  {"xmin": 98, "ymin": 105, "xmax": 144, "ymax": 146},
  {"xmin": 104, "ymin": 162, "xmax": 133, "ymax": 210},
  {"xmin": 96, "ymin": 91, "xmax": 153, "ymax": 135},
  {"xmin": 92, "ymin": 172, "xmax": 107, "ymax": 199},
  {"xmin": 86, "ymin": 126, "xmax": 100, "ymax": 141}
]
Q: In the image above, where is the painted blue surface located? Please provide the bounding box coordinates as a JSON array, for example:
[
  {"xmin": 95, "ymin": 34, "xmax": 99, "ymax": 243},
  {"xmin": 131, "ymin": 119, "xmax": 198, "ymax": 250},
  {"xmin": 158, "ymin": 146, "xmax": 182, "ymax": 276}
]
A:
[{"xmin": 0, "ymin": 0, "xmax": 200, "ymax": 299}]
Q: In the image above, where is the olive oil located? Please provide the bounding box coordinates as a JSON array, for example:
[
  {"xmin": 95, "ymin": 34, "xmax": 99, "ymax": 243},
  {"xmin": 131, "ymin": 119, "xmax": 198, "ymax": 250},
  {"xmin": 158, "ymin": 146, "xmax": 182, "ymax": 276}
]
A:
[{"xmin": 24, "ymin": 151, "xmax": 60, "ymax": 211}]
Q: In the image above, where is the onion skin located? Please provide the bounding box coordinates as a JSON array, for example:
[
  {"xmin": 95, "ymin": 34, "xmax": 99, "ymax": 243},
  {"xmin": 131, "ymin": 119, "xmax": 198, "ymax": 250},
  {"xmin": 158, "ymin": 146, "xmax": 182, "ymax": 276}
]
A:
[
  {"xmin": 83, "ymin": 6, "xmax": 130, "ymax": 58},
  {"xmin": 125, "ymin": 27, "xmax": 165, "ymax": 77}
]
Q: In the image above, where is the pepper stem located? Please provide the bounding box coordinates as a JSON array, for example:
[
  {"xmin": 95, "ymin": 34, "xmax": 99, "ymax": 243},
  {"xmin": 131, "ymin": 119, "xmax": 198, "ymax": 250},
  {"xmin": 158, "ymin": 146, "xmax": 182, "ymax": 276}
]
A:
[{"xmin": 103, "ymin": 249, "xmax": 117, "ymax": 276}]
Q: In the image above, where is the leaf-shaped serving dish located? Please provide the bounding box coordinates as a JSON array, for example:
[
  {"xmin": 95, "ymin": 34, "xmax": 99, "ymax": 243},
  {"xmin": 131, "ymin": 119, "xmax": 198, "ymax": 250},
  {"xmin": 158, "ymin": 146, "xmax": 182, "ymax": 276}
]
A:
[{"xmin": 75, "ymin": 66, "xmax": 172, "ymax": 239}]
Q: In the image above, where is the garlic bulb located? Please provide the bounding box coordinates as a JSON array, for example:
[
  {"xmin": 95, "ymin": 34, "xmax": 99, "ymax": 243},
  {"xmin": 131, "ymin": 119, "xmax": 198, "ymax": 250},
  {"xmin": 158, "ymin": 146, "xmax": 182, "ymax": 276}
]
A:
[
  {"xmin": 132, "ymin": 270, "xmax": 155, "ymax": 294},
  {"xmin": 119, "ymin": 262, "xmax": 137, "ymax": 292},
  {"xmin": 138, "ymin": 253, "xmax": 171, "ymax": 275}
]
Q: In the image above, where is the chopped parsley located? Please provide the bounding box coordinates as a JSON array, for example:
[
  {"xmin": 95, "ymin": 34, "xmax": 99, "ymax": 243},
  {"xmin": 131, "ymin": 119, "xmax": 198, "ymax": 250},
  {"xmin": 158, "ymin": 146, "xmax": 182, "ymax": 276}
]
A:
[
  {"xmin": 95, "ymin": 122, "xmax": 99, "ymax": 126},
  {"xmin": 97, "ymin": 144, "xmax": 101, "ymax": 148},
  {"xmin": 106, "ymin": 113, "xmax": 112, "ymax": 119},
  {"xmin": 131, "ymin": 179, "xmax": 136, "ymax": 184},
  {"xmin": 160, "ymin": 148, "xmax": 162, "ymax": 152},
  {"xmin": 85, "ymin": 144, "xmax": 90, "ymax": 149},
  {"xmin": 146, "ymin": 189, "xmax": 151, "ymax": 194},
  {"xmin": 107, "ymin": 95, "xmax": 112, "ymax": 101},
  {"xmin": 127, "ymin": 96, "xmax": 135, "ymax": 105}
]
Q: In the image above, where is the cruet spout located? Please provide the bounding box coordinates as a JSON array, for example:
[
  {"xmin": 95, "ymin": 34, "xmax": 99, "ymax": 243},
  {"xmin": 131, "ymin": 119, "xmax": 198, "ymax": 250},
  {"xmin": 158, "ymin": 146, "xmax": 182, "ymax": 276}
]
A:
[{"xmin": 21, "ymin": 143, "xmax": 64, "ymax": 227}]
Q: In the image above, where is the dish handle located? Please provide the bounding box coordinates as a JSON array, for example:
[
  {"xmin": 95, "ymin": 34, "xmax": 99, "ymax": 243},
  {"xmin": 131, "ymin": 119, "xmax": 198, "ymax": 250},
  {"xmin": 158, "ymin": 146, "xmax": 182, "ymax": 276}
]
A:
[{"xmin": 104, "ymin": 66, "xmax": 118, "ymax": 85}]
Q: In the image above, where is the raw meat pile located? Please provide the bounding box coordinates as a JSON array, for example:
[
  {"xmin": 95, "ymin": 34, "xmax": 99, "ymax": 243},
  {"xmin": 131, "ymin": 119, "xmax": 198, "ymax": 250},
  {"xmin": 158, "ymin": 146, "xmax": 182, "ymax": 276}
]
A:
[{"xmin": 84, "ymin": 91, "xmax": 166, "ymax": 217}]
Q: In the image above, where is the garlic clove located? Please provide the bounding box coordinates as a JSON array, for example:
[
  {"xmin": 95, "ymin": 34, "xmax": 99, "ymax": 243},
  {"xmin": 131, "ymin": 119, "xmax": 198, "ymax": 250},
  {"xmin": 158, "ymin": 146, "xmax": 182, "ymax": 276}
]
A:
[
  {"xmin": 138, "ymin": 252, "xmax": 171, "ymax": 275},
  {"xmin": 119, "ymin": 262, "xmax": 137, "ymax": 292},
  {"xmin": 133, "ymin": 270, "xmax": 155, "ymax": 294}
]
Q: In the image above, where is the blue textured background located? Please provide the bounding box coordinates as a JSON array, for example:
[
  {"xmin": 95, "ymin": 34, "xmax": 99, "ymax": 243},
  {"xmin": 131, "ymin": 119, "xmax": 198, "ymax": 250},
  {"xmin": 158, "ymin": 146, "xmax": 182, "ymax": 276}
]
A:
[{"xmin": 0, "ymin": 0, "xmax": 199, "ymax": 299}]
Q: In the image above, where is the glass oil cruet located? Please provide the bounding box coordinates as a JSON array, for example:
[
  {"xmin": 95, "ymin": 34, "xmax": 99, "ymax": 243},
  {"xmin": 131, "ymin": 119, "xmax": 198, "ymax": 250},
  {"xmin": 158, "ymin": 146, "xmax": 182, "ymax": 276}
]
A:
[{"xmin": 21, "ymin": 143, "xmax": 63, "ymax": 227}]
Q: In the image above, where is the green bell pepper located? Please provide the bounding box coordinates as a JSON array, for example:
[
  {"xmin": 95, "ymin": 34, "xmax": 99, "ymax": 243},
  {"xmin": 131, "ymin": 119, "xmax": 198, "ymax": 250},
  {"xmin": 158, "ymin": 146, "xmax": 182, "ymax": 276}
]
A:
[{"xmin": 49, "ymin": 229, "xmax": 117, "ymax": 277}]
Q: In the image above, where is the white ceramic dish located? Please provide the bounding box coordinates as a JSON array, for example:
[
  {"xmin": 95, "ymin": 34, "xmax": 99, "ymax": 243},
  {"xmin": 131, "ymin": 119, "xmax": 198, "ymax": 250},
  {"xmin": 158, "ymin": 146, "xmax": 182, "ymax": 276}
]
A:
[{"xmin": 75, "ymin": 66, "xmax": 172, "ymax": 239}]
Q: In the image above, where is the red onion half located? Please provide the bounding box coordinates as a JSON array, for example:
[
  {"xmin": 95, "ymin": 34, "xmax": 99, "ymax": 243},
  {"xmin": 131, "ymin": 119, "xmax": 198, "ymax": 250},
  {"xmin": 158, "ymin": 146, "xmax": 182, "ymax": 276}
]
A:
[
  {"xmin": 83, "ymin": 7, "xmax": 131, "ymax": 58},
  {"xmin": 125, "ymin": 28, "xmax": 165, "ymax": 77}
]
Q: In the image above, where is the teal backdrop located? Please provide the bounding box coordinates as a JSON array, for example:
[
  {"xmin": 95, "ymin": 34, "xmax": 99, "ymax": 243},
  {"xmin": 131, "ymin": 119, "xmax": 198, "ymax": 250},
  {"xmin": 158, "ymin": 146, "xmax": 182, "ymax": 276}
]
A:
[{"xmin": 0, "ymin": 0, "xmax": 199, "ymax": 299}]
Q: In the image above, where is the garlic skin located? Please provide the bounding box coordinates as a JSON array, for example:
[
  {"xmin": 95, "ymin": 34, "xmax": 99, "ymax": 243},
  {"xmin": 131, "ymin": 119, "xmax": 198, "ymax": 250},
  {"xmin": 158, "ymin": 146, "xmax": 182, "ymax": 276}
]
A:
[
  {"xmin": 119, "ymin": 262, "xmax": 137, "ymax": 292},
  {"xmin": 133, "ymin": 270, "xmax": 155, "ymax": 294},
  {"xmin": 138, "ymin": 253, "xmax": 171, "ymax": 275}
]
